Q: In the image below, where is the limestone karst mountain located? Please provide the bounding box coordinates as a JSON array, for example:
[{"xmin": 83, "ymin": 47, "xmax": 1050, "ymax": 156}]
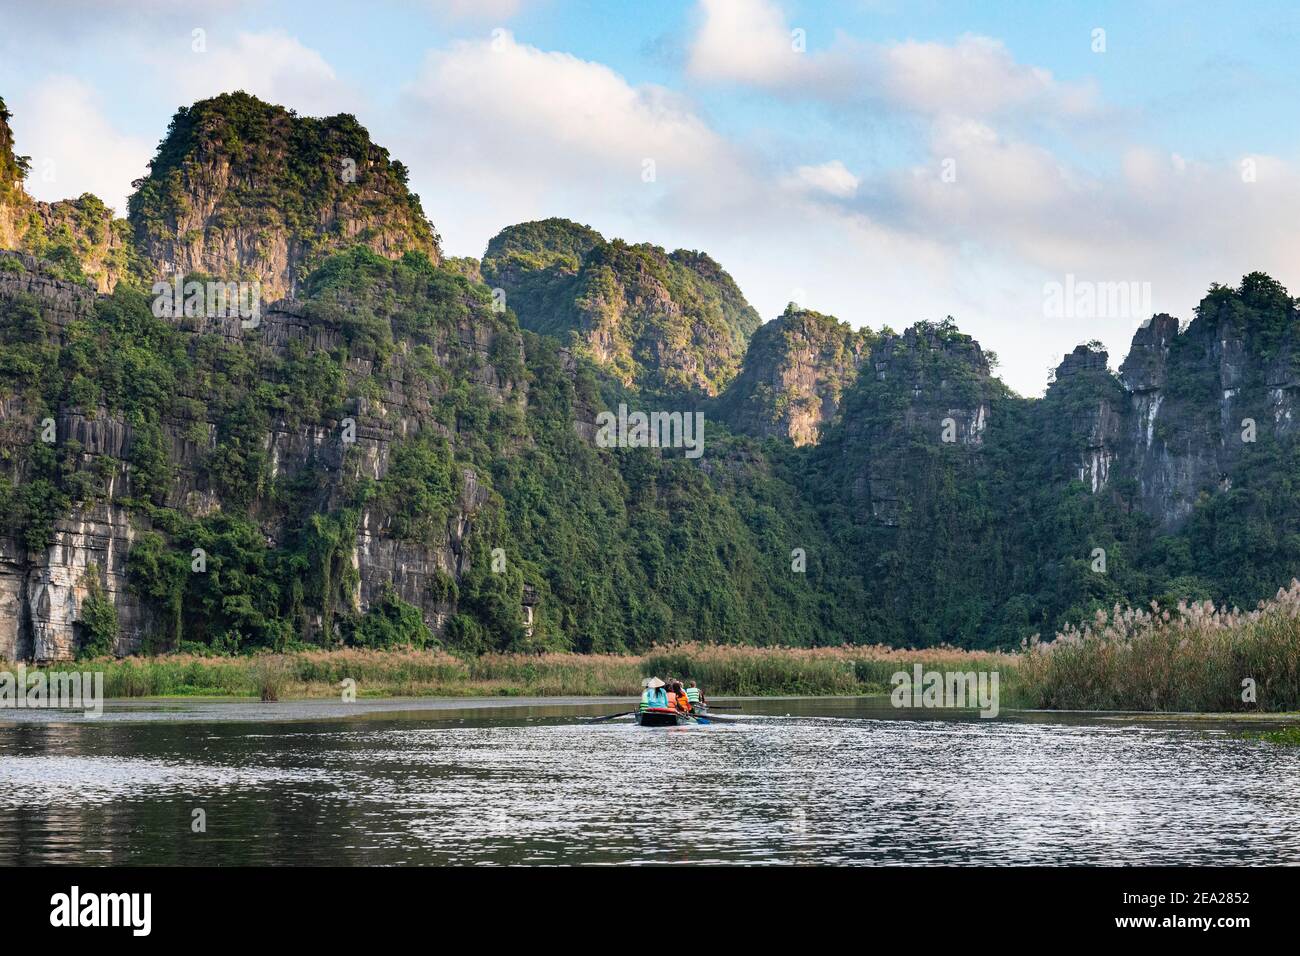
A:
[
  {"xmin": 2, "ymin": 91, "xmax": 1299, "ymax": 661},
  {"xmin": 717, "ymin": 304, "xmax": 876, "ymax": 446},
  {"xmin": 128, "ymin": 92, "xmax": 440, "ymax": 301},
  {"xmin": 0, "ymin": 98, "xmax": 141, "ymax": 293},
  {"xmin": 481, "ymin": 218, "xmax": 762, "ymax": 396}
]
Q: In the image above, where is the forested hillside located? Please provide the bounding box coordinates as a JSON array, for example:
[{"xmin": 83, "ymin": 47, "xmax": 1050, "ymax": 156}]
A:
[{"xmin": 2, "ymin": 92, "xmax": 1299, "ymax": 661}]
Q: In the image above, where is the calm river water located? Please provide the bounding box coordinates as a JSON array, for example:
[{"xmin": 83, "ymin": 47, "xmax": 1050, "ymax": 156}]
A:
[{"xmin": 1, "ymin": 696, "xmax": 1296, "ymax": 865}]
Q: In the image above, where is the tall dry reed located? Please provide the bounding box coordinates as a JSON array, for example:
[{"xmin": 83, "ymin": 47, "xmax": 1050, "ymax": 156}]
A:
[{"xmin": 1018, "ymin": 580, "xmax": 1300, "ymax": 711}]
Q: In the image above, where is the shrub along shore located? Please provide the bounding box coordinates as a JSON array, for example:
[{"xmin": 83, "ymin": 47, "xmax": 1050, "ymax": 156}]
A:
[
  {"xmin": 6, "ymin": 581, "xmax": 1300, "ymax": 712},
  {"xmin": 2, "ymin": 645, "xmax": 1018, "ymax": 702}
]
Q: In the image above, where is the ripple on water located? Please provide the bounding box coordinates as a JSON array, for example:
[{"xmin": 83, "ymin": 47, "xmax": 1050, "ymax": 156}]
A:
[{"xmin": 1, "ymin": 712, "xmax": 1298, "ymax": 864}]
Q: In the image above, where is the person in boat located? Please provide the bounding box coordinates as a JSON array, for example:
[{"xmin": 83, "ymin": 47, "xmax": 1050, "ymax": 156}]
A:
[
  {"xmin": 668, "ymin": 680, "xmax": 691, "ymax": 713},
  {"xmin": 684, "ymin": 680, "xmax": 704, "ymax": 710},
  {"xmin": 640, "ymin": 677, "xmax": 667, "ymax": 711}
]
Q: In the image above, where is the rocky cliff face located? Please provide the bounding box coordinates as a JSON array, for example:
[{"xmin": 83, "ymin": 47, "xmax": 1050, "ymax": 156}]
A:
[
  {"xmin": 1037, "ymin": 276, "xmax": 1300, "ymax": 530},
  {"xmin": 821, "ymin": 320, "xmax": 998, "ymax": 527},
  {"xmin": 0, "ymin": 243, "xmax": 522, "ymax": 661},
  {"xmin": 482, "ymin": 218, "xmax": 761, "ymax": 396},
  {"xmin": 0, "ymin": 101, "xmax": 135, "ymax": 293},
  {"xmin": 0, "ymin": 96, "xmax": 25, "ymax": 249},
  {"xmin": 128, "ymin": 92, "xmax": 440, "ymax": 301},
  {"xmin": 5, "ymin": 87, "xmax": 1300, "ymax": 658},
  {"xmin": 1117, "ymin": 288, "xmax": 1300, "ymax": 527},
  {"xmin": 718, "ymin": 305, "xmax": 874, "ymax": 445}
]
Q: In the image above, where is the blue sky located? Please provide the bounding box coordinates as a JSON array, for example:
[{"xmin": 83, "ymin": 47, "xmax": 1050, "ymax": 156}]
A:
[{"xmin": 2, "ymin": 0, "xmax": 1298, "ymax": 394}]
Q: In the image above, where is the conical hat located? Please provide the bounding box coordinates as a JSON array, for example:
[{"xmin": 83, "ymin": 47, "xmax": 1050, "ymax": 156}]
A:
[{"xmin": 642, "ymin": 676, "xmax": 666, "ymax": 688}]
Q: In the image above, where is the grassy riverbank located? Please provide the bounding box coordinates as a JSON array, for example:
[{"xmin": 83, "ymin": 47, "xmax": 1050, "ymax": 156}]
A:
[
  {"xmin": 7, "ymin": 581, "xmax": 1300, "ymax": 711},
  {"xmin": 3, "ymin": 644, "xmax": 1017, "ymax": 701}
]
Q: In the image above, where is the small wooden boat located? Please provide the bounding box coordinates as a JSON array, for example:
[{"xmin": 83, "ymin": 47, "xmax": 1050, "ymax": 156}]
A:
[{"xmin": 635, "ymin": 707, "xmax": 699, "ymax": 727}]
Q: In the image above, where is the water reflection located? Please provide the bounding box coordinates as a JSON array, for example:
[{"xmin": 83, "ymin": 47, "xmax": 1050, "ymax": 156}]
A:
[{"xmin": 1, "ymin": 700, "xmax": 1298, "ymax": 865}]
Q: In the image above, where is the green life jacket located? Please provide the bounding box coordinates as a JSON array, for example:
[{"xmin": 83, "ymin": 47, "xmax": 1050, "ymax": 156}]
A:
[{"xmin": 685, "ymin": 687, "xmax": 702, "ymax": 704}]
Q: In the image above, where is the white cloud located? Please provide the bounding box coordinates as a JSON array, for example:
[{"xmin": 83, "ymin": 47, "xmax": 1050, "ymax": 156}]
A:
[
  {"xmin": 9, "ymin": 77, "xmax": 152, "ymax": 215},
  {"xmin": 168, "ymin": 30, "xmax": 362, "ymax": 117},
  {"xmin": 392, "ymin": 20, "xmax": 1300, "ymax": 398},
  {"xmin": 408, "ymin": 31, "xmax": 731, "ymax": 176},
  {"xmin": 687, "ymin": 0, "xmax": 803, "ymax": 87},
  {"xmin": 398, "ymin": 30, "xmax": 754, "ymax": 251},
  {"xmin": 688, "ymin": 0, "xmax": 1096, "ymax": 120},
  {"xmin": 875, "ymin": 35, "xmax": 1097, "ymax": 118},
  {"xmin": 424, "ymin": 0, "xmax": 533, "ymax": 18},
  {"xmin": 787, "ymin": 160, "xmax": 859, "ymax": 197}
]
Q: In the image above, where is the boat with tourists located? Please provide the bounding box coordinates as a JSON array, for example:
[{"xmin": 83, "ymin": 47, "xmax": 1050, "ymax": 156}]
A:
[
  {"xmin": 633, "ymin": 677, "xmax": 713, "ymax": 725},
  {"xmin": 634, "ymin": 706, "xmax": 700, "ymax": 727},
  {"xmin": 586, "ymin": 677, "xmax": 728, "ymax": 725}
]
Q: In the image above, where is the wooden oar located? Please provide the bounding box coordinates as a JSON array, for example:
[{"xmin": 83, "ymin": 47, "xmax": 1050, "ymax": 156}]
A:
[
  {"xmin": 585, "ymin": 710, "xmax": 637, "ymax": 722},
  {"xmin": 700, "ymin": 704, "xmax": 741, "ymax": 710}
]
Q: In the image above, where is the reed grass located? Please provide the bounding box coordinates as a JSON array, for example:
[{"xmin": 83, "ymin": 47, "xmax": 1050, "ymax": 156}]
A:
[
  {"xmin": 1017, "ymin": 579, "xmax": 1300, "ymax": 712},
  {"xmin": 643, "ymin": 643, "xmax": 1018, "ymax": 697},
  {"xmin": 0, "ymin": 643, "xmax": 1015, "ymax": 701},
  {"xmin": 3, "ymin": 582, "xmax": 1300, "ymax": 712}
]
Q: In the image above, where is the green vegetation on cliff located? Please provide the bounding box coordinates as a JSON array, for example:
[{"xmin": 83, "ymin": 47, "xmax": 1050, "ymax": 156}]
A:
[
  {"xmin": 482, "ymin": 218, "xmax": 761, "ymax": 396},
  {"xmin": 717, "ymin": 304, "xmax": 876, "ymax": 445},
  {"xmin": 129, "ymin": 92, "xmax": 440, "ymax": 297},
  {"xmin": 4, "ymin": 89, "xmax": 1300, "ymax": 666},
  {"xmin": 0, "ymin": 96, "xmax": 30, "ymax": 196},
  {"xmin": 0, "ymin": 242, "xmax": 861, "ymax": 656}
]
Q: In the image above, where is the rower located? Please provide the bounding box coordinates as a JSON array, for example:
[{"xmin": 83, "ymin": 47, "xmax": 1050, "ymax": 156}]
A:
[{"xmin": 684, "ymin": 680, "xmax": 703, "ymax": 709}]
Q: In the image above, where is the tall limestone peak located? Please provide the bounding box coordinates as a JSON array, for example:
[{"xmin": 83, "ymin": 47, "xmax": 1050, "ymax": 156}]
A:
[
  {"xmin": 718, "ymin": 304, "xmax": 875, "ymax": 446},
  {"xmin": 481, "ymin": 219, "xmax": 762, "ymax": 396},
  {"xmin": 816, "ymin": 318, "xmax": 1002, "ymax": 527},
  {"xmin": 0, "ymin": 95, "xmax": 33, "ymax": 249},
  {"xmin": 0, "ymin": 96, "xmax": 138, "ymax": 291},
  {"xmin": 1111, "ymin": 274, "xmax": 1300, "ymax": 528},
  {"xmin": 0, "ymin": 97, "xmax": 25, "ymax": 193},
  {"xmin": 1041, "ymin": 342, "xmax": 1126, "ymax": 494},
  {"xmin": 480, "ymin": 218, "xmax": 604, "ymax": 336},
  {"xmin": 128, "ymin": 91, "xmax": 441, "ymax": 301}
]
